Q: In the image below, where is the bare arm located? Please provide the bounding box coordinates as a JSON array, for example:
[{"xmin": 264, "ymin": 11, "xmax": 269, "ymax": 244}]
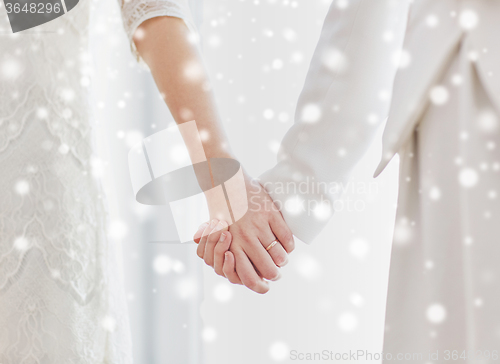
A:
[
  {"xmin": 133, "ymin": 16, "xmax": 232, "ymax": 160},
  {"xmin": 133, "ymin": 16, "xmax": 294, "ymax": 294}
]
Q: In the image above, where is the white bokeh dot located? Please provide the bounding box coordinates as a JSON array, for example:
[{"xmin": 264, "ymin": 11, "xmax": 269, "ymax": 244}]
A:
[
  {"xmin": 336, "ymin": 0, "xmax": 349, "ymax": 9},
  {"xmin": 282, "ymin": 28, "xmax": 296, "ymax": 42},
  {"xmin": 108, "ymin": 220, "xmax": 128, "ymax": 240},
  {"xmin": 451, "ymin": 74, "xmax": 463, "ymax": 86},
  {"xmin": 170, "ymin": 143, "xmax": 190, "ymax": 165},
  {"xmin": 124, "ymin": 130, "xmax": 143, "ymax": 148},
  {"xmin": 172, "ymin": 260, "xmax": 185, "ymax": 274},
  {"xmin": 313, "ymin": 202, "xmax": 332, "ymax": 221},
  {"xmin": 14, "ymin": 236, "xmax": 30, "ymax": 251},
  {"xmin": 272, "ymin": 59, "xmax": 284, "ymax": 70},
  {"xmin": 263, "ymin": 108, "xmax": 275, "ymax": 120},
  {"xmin": 284, "ymin": 196, "xmax": 305, "ymax": 215},
  {"xmin": 301, "ymin": 103, "xmax": 322, "ymax": 123},
  {"xmin": 477, "ymin": 109, "xmax": 498, "ymax": 133},
  {"xmin": 15, "ymin": 180, "xmax": 30, "ymax": 195},
  {"xmin": 382, "ymin": 31, "xmax": 394, "ymax": 42},
  {"xmin": 37, "ymin": 107, "xmax": 49, "ymax": 119},
  {"xmin": 459, "ymin": 168, "xmax": 479, "ymax": 188},
  {"xmin": 322, "ymin": 48, "xmax": 348, "ymax": 74},
  {"xmin": 202, "ymin": 327, "xmax": 217, "ymax": 342},
  {"xmin": 175, "ymin": 277, "xmax": 198, "ymax": 300},
  {"xmin": 183, "ymin": 60, "xmax": 204, "ymax": 81},
  {"xmin": 294, "ymin": 253, "xmax": 321, "ymax": 280},
  {"xmin": 349, "ymin": 292, "xmax": 364, "ymax": 307},
  {"xmin": 459, "ymin": 9, "xmax": 479, "ymax": 30},
  {"xmin": 393, "ymin": 218, "xmax": 413, "ymax": 245},
  {"xmin": 2, "ymin": 59, "xmax": 22, "ymax": 80},
  {"xmin": 349, "ymin": 238, "xmax": 369, "ymax": 260},
  {"xmin": 338, "ymin": 312, "xmax": 358, "ymax": 332},
  {"xmin": 426, "ymin": 14, "xmax": 439, "ymax": 28},
  {"xmin": 429, "ymin": 186, "xmax": 441, "ymax": 201},
  {"xmin": 58, "ymin": 143, "xmax": 70, "ymax": 154},
  {"xmin": 392, "ymin": 49, "xmax": 411, "ymax": 69},
  {"xmin": 425, "ymin": 260, "xmax": 435, "ymax": 270},
  {"xmin": 429, "ymin": 85, "xmax": 449, "ymax": 105},
  {"xmin": 213, "ymin": 283, "xmax": 233, "ymax": 302},
  {"xmin": 269, "ymin": 341, "xmax": 289, "ymax": 362},
  {"xmin": 153, "ymin": 255, "xmax": 172, "ymax": 275},
  {"xmin": 426, "ymin": 303, "xmax": 447, "ymax": 324},
  {"xmin": 101, "ymin": 315, "xmax": 117, "ymax": 332}
]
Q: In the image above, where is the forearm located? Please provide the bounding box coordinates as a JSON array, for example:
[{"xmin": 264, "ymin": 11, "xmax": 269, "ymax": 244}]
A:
[{"xmin": 133, "ymin": 16, "xmax": 234, "ymax": 161}]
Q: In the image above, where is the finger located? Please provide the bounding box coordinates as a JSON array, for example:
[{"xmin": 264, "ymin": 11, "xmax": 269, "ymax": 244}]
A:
[
  {"xmin": 270, "ymin": 212, "xmax": 295, "ymax": 254},
  {"xmin": 197, "ymin": 219, "xmax": 218, "ymax": 259},
  {"xmin": 222, "ymin": 250, "xmax": 242, "ymax": 285},
  {"xmin": 238, "ymin": 233, "xmax": 281, "ymax": 281},
  {"xmin": 214, "ymin": 231, "xmax": 232, "ymax": 276},
  {"xmin": 193, "ymin": 222, "xmax": 209, "ymax": 244},
  {"xmin": 234, "ymin": 249, "xmax": 270, "ymax": 294},
  {"xmin": 204, "ymin": 221, "xmax": 228, "ymax": 267},
  {"xmin": 260, "ymin": 229, "xmax": 289, "ymax": 268}
]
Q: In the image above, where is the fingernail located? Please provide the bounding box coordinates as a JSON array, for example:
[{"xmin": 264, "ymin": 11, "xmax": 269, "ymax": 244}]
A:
[
  {"xmin": 279, "ymin": 256, "xmax": 289, "ymax": 267},
  {"xmin": 224, "ymin": 252, "xmax": 230, "ymax": 259},
  {"xmin": 219, "ymin": 232, "xmax": 226, "ymax": 242},
  {"xmin": 271, "ymin": 270, "xmax": 282, "ymax": 281},
  {"xmin": 210, "ymin": 219, "xmax": 218, "ymax": 227},
  {"xmin": 218, "ymin": 220, "xmax": 228, "ymax": 228}
]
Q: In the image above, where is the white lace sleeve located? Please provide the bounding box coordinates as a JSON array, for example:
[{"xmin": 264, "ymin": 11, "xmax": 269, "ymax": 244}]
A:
[{"xmin": 119, "ymin": 0, "xmax": 198, "ymax": 61}]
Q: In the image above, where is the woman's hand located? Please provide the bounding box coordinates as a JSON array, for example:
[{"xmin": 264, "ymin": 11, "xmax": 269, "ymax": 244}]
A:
[{"xmin": 193, "ymin": 174, "xmax": 295, "ymax": 294}]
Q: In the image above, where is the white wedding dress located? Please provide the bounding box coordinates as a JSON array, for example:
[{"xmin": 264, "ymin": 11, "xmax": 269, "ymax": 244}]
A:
[{"xmin": 0, "ymin": 0, "xmax": 195, "ymax": 363}]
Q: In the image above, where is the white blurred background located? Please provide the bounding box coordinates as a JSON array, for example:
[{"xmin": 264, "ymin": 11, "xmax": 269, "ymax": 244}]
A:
[{"xmin": 89, "ymin": 0, "xmax": 400, "ymax": 362}]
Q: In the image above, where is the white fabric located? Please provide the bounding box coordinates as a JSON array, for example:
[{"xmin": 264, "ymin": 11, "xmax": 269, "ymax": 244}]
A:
[
  {"xmin": 0, "ymin": 0, "xmax": 195, "ymax": 363},
  {"xmin": 260, "ymin": 0, "xmax": 410, "ymax": 242},
  {"xmin": 259, "ymin": 0, "xmax": 500, "ymax": 245},
  {"xmin": 384, "ymin": 42, "xmax": 500, "ymax": 362},
  {"xmin": 259, "ymin": 0, "xmax": 500, "ymax": 360},
  {"xmin": 375, "ymin": 0, "xmax": 500, "ymax": 176}
]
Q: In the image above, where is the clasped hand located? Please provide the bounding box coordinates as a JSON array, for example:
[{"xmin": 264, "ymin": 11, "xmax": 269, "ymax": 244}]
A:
[{"xmin": 193, "ymin": 173, "xmax": 294, "ymax": 294}]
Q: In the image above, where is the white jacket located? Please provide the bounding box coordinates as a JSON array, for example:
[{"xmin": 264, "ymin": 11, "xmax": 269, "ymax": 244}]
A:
[{"xmin": 260, "ymin": 0, "xmax": 499, "ymax": 243}]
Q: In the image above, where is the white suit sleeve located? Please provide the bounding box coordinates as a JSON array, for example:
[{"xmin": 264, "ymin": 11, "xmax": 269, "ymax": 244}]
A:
[
  {"xmin": 259, "ymin": 0, "xmax": 410, "ymax": 244},
  {"xmin": 118, "ymin": 0, "xmax": 198, "ymax": 60}
]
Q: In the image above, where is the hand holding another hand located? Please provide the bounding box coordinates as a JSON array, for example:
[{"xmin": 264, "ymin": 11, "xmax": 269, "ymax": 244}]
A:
[{"xmin": 193, "ymin": 174, "xmax": 294, "ymax": 294}]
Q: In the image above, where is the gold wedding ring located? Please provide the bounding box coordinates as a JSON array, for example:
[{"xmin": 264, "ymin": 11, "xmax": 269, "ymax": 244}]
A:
[{"xmin": 266, "ymin": 239, "xmax": 279, "ymax": 251}]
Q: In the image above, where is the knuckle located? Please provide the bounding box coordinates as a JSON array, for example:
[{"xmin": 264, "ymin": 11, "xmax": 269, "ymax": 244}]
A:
[
  {"xmin": 246, "ymin": 278, "xmax": 258, "ymax": 290},
  {"xmin": 207, "ymin": 233, "xmax": 218, "ymax": 245},
  {"xmin": 281, "ymin": 232, "xmax": 294, "ymax": 250},
  {"xmin": 238, "ymin": 229, "xmax": 253, "ymax": 241}
]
